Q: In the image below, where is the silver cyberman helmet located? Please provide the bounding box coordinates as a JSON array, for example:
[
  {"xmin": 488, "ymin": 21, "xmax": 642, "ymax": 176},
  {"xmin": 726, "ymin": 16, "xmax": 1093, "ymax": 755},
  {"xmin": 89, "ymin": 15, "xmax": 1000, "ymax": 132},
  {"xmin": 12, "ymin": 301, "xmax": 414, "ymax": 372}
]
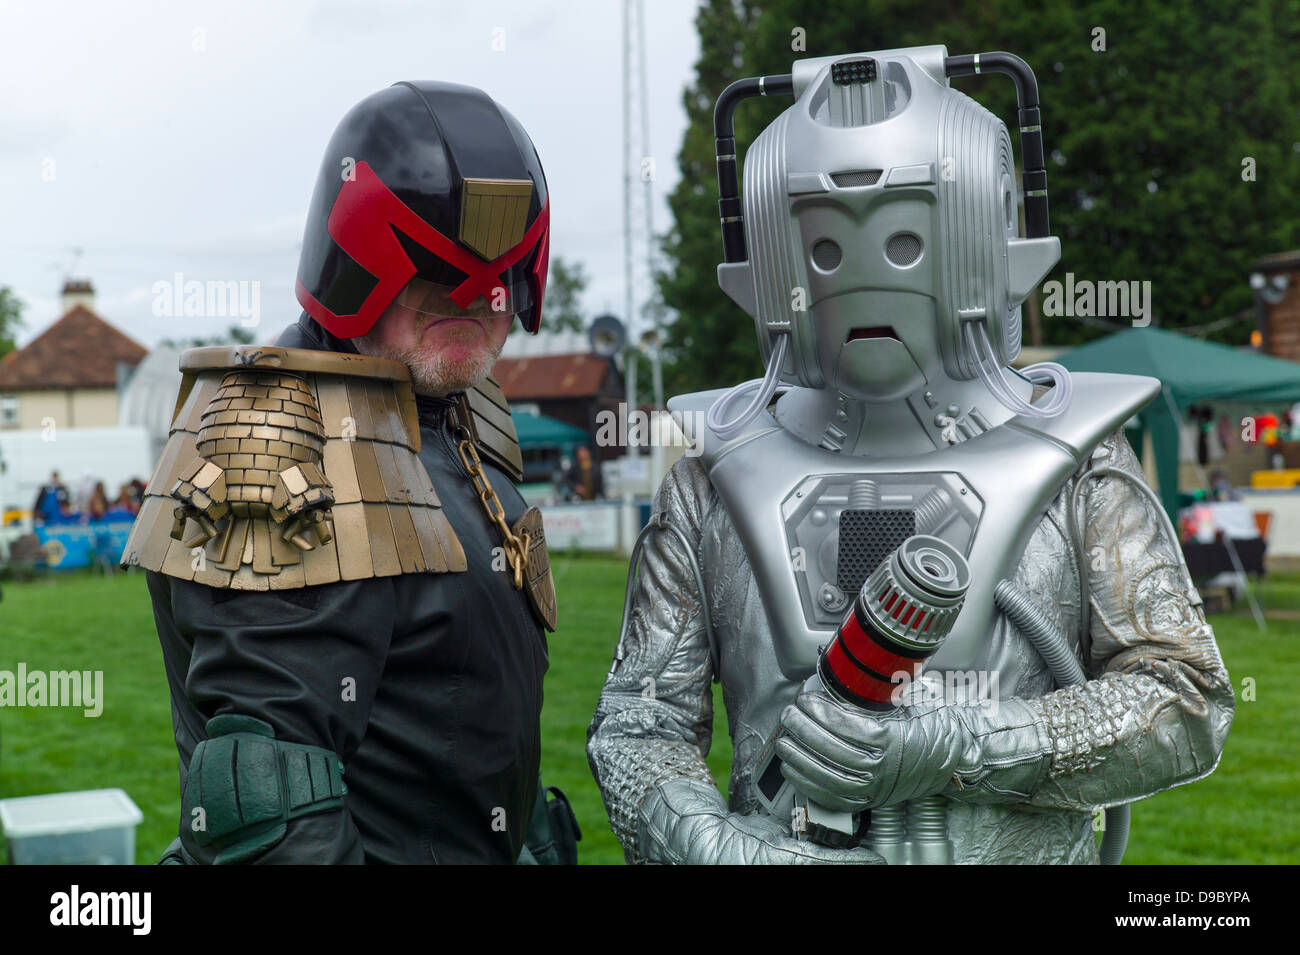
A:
[{"xmin": 710, "ymin": 46, "xmax": 1067, "ymax": 436}]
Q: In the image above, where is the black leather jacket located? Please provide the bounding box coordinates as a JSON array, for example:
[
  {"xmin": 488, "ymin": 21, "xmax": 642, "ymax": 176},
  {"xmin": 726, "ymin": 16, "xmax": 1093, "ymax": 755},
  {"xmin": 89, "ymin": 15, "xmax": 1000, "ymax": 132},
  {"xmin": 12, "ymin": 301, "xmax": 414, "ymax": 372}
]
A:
[{"xmin": 148, "ymin": 315, "xmax": 547, "ymax": 863}]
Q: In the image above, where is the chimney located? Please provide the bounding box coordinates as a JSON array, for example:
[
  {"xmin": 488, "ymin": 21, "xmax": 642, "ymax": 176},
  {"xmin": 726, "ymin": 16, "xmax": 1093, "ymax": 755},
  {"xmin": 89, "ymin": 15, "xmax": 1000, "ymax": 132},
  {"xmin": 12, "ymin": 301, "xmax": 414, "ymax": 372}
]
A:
[
  {"xmin": 1250, "ymin": 252, "xmax": 1300, "ymax": 362},
  {"xmin": 61, "ymin": 279, "xmax": 95, "ymax": 314}
]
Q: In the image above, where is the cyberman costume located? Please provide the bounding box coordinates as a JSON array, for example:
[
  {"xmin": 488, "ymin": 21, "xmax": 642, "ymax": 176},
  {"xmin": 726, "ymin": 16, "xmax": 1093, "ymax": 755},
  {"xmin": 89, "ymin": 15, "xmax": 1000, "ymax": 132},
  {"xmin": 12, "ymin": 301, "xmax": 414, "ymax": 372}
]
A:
[
  {"xmin": 123, "ymin": 81, "xmax": 560, "ymax": 864},
  {"xmin": 588, "ymin": 46, "xmax": 1234, "ymax": 864}
]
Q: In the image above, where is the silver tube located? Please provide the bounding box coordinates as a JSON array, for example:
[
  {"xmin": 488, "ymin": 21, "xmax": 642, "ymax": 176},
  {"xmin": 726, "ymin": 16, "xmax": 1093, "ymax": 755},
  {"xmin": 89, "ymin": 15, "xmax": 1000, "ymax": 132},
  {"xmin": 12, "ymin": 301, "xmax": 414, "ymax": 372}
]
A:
[
  {"xmin": 993, "ymin": 579, "xmax": 1087, "ymax": 686},
  {"xmin": 994, "ymin": 569, "xmax": 1129, "ymax": 865}
]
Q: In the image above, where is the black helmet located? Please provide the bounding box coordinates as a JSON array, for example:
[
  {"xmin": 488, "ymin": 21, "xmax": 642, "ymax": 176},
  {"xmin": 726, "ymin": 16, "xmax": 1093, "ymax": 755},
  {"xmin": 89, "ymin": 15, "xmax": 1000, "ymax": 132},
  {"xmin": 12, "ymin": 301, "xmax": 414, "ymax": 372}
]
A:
[{"xmin": 295, "ymin": 81, "xmax": 550, "ymax": 338}]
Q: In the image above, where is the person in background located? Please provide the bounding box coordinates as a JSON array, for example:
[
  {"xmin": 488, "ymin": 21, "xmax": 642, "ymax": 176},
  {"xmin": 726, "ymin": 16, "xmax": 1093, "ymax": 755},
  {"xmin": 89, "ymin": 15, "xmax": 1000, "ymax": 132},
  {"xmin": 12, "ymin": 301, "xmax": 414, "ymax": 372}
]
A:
[
  {"xmin": 1208, "ymin": 468, "xmax": 1239, "ymax": 502},
  {"xmin": 108, "ymin": 484, "xmax": 138, "ymax": 518},
  {"xmin": 86, "ymin": 481, "xmax": 109, "ymax": 521},
  {"xmin": 74, "ymin": 474, "xmax": 98, "ymax": 517},
  {"xmin": 564, "ymin": 446, "xmax": 602, "ymax": 501},
  {"xmin": 31, "ymin": 471, "xmax": 70, "ymax": 525}
]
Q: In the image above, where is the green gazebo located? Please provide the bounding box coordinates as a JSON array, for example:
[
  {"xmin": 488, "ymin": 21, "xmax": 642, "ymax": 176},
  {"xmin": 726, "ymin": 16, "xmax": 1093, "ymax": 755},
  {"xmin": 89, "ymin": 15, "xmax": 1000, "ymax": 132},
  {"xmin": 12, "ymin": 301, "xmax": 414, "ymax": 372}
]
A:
[{"xmin": 1056, "ymin": 326, "xmax": 1300, "ymax": 519}]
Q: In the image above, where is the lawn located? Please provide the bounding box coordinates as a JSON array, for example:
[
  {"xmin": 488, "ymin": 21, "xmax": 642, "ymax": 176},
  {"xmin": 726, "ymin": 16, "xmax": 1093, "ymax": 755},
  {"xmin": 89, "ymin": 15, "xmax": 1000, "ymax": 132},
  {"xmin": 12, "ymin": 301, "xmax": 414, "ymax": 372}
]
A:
[{"xmin": 0, "ymin": 557, "xmax": 1293, "ymax": 864}]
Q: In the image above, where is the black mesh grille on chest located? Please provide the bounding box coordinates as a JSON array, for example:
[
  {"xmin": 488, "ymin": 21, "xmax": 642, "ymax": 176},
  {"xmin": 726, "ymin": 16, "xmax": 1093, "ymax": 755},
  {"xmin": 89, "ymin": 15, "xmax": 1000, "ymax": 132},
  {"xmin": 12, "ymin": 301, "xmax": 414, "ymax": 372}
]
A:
[{"xmin": 837, "ymin": 508, "xmax": 916, "ymax": 594}]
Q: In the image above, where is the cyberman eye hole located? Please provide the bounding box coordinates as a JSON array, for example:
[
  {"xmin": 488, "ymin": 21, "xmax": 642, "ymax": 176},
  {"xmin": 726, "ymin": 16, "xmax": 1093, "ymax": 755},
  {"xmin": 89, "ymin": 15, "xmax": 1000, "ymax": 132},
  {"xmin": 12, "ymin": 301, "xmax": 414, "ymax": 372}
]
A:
[
  {"xmin": 884, "ymin": 232, "xmax": 924, "ymax": 269},
  {"xmin": 811, "ymin": 238, "xmax": 842, "ymax": 273}
]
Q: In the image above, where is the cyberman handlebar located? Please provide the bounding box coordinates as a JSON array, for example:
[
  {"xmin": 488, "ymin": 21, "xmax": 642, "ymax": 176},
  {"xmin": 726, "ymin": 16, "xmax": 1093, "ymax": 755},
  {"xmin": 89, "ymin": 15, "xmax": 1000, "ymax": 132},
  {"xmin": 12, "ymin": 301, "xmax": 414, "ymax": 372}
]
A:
[{"xmin": 712, "ymin": 49, "xmax": 1051, "ymax": 265}]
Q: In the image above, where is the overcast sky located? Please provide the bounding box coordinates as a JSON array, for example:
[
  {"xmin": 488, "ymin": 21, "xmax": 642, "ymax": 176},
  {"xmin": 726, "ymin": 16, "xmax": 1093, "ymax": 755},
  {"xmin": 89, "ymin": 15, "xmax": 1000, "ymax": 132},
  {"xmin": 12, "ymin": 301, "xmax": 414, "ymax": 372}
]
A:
[{"xmin": 0, "ymin": 0, "xmax": 702, "ymax": 349}]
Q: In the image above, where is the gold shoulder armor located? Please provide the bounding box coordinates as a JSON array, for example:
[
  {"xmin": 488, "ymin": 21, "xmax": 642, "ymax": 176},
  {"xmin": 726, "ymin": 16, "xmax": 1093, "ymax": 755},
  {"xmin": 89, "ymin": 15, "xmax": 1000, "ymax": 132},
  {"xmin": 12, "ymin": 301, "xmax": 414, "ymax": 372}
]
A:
[
  {"xmin": 455, "ymin": 375, "xmax": 524, "ymax": 483},
  {"xmin": 120, "ymin": 346, "xmax": 467, "ymax": 590}
]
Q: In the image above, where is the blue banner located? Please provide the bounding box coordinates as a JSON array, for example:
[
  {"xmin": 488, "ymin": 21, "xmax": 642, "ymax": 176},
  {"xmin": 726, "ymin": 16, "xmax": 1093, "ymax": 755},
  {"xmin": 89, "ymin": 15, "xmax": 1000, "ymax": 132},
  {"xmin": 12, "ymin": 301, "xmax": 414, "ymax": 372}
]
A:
[{"xmin": 34, "ymin": 521, "xmax": 136, "ymax": 570}]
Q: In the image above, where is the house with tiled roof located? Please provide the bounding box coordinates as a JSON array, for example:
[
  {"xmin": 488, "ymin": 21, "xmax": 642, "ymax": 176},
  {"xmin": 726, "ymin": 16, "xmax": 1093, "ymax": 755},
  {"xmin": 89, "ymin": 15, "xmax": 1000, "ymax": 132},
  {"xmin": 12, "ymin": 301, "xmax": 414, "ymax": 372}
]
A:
[
  {"xmin": 491, "ymin": 351, "xmax": 624, "ymax": 461},
  {"xmin": 0, "ymin": 282, "xmax": 147, "ymax": 430}
]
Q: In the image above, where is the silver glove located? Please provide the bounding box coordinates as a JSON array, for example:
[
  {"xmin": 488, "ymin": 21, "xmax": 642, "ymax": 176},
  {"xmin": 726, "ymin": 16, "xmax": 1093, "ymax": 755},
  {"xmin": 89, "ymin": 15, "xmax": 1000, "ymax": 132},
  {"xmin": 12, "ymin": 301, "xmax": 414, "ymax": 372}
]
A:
[
  {"xmin": 637, "ymin": 777, "xmax": 885, "ymax": 865},
  {"xmin": 775, "ymin": 685, "xmax": 1051, "ymax": 812}
]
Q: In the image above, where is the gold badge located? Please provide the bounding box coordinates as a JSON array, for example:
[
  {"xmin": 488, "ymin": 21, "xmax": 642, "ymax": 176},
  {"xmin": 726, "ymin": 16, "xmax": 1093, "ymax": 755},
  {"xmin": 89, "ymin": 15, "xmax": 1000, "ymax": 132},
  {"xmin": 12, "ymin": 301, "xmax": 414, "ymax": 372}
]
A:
[
  {"xmin": 512, "ymin": 505, "xmax": 557, "ymax": 632},
  {"xmin": 459, "ymin": 178, "xmax": 534, "ymax": 261}
]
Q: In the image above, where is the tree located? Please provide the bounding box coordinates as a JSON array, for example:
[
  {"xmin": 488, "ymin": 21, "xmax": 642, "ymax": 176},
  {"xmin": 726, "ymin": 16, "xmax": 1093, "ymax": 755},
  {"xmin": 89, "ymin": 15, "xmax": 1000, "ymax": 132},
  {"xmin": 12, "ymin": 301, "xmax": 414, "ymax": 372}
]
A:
[
  {"xmin": 657, "ymin": 0, "xmax": 766, "ymax": 395},
  {"xmin": 0, "ymin": 287, "xmax": 26, "ymax": 359},
  {"xmin": 158, "ymin": 325, "xmax": 256, "ymax": 349},
  {"xmin": 659, "ymin": 0, "xmax": 1300, "ymax": 394},
  {"xmin": 984, "ymin": 0, "xmax": 1300, "ymax": 347}
]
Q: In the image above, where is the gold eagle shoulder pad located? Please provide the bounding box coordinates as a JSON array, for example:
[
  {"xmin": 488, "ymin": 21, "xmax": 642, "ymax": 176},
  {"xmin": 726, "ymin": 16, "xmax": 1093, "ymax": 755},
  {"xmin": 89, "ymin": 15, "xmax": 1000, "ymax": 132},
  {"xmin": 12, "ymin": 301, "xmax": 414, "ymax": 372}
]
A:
[
  {"xmin": 120, "ymin": 345, "xmax": 467, "ymax": 590},
  {"xmin": 455, "ymin": 375, "xmax": 524, "ymax": 483}
]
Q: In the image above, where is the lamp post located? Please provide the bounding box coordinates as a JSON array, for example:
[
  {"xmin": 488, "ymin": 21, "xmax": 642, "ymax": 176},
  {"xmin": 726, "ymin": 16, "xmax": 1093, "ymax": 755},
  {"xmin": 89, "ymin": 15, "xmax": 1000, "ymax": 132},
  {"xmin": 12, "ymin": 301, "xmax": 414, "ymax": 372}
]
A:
[{"xmin": 590, "ymin": 314, "xmax": 642, "ymax": 554}]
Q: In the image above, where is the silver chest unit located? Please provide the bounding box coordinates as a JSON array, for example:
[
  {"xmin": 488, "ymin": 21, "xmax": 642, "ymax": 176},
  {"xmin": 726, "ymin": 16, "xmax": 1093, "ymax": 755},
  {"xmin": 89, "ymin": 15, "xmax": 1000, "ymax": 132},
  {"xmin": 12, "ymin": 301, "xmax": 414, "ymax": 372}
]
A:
[{"xmin": 671, "ymin": 373, "xmax": 1157, "ymax": 682}]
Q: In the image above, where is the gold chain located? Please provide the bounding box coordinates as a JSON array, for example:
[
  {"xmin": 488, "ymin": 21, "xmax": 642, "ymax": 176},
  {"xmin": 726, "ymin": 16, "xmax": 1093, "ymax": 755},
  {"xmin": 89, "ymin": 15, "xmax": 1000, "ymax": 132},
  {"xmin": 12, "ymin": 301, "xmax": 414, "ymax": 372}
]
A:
[{"xmin": 453, "ymin": 421, "xmax": 531, "ymax": 590}]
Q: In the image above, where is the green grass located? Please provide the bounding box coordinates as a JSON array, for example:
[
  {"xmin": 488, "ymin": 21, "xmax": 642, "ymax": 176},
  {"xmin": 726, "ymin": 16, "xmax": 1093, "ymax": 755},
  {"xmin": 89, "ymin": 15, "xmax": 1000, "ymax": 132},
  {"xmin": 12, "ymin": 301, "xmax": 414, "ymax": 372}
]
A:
[
  {"xmin": 0, "ymin": 571, "xmax": 177, "ymax": 864},
  {"xmin": 0, "ymin": 559, "xmax": 1293, "ymax": 864},
  {"xmin": 537, "ymin": 552, "xmax": 733, "ymax": 864}
]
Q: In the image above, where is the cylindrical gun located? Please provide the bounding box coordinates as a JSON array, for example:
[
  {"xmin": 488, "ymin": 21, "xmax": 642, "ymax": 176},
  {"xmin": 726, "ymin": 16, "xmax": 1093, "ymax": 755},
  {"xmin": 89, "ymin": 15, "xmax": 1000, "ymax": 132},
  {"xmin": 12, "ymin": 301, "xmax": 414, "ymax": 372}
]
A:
[{"xmin": 751, "ymin": 534, "xmax": 971, "ymax": 848}]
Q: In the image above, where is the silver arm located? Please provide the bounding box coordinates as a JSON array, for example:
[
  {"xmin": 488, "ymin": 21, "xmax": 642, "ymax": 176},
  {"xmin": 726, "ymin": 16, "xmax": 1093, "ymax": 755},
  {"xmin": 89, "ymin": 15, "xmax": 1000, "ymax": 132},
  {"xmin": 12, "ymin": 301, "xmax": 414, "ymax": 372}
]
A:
[
  {"xmin": 1023, "ymin": 429, "xmax": 1235, "ymax": 809},
  {"xmin": 956, "ymin": 429, "xmax": 1235, "ymax": 810},
  {"xmin": 586, "ymin": 456, "xmax": 721, "ymax": 860}
]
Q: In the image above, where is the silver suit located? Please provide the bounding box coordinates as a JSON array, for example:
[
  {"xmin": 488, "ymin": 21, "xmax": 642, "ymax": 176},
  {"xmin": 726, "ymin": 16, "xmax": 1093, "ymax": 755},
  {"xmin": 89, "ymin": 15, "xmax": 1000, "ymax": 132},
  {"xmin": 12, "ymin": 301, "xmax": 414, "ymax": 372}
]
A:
[
  {"xmin": 587, "ymin": 44, "xmax": 1233, "ymax": 864},
  {"xmin": 587, "ymin": 425, "xmax": 1234, "ymax": 864}
]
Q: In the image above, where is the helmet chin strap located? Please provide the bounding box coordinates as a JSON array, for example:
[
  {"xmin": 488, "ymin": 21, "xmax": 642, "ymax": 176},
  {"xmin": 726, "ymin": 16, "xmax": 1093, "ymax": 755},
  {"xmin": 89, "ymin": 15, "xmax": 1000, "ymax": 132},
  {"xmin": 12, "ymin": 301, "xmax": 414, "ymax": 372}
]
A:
[
  {"xmin": 707, "ymin": 333, "xmax": 791, "ymax": 441},
  {"xmin": 962, "ymin": 319, "xmax": 1072, "ymax": 419}
]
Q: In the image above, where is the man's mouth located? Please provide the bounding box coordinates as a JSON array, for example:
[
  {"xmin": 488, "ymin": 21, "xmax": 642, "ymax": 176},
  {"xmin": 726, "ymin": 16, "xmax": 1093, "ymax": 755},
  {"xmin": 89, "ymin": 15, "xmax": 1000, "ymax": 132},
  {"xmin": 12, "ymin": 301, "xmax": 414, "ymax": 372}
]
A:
[
  {"xmin": 845, "ymin": 325, "xmax": 900, "ymax": 343},
  {"xmin": 418, "ymin": 314, "xmax": 485, "ymax": 331}
]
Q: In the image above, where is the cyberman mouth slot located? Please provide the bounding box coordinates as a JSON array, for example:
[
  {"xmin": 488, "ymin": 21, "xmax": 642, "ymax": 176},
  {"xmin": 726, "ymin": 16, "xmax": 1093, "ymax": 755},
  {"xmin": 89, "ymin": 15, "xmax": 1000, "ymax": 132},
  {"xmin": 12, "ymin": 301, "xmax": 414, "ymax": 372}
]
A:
[{"xmin": 845, "ymin": 325, "xmax": 900, "ymax": 343}]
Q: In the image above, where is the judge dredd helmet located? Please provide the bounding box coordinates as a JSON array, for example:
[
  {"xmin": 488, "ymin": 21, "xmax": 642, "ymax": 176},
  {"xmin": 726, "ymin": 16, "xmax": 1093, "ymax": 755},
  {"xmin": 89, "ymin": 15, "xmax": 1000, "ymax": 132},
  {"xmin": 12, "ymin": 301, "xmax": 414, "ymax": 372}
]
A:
[
  {"xmin": 712, "ymin": 46, "xmax": 1065, "ymax": 413},
  {"xmin": 296, "ymin": 81, "xmax": 550, "ymax": 339}
]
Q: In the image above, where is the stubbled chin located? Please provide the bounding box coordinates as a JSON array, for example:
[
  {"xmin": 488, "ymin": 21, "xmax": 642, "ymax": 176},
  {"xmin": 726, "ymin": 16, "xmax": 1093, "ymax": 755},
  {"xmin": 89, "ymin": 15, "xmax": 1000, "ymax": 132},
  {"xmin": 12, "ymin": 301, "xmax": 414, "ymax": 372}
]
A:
[
  {"xmin": 354, "ymin": 321, "xmax": 504, "ymax": 395},
  {"xmin": 404, "ymin": 340, "xmax": 501, "ymax": 396}
]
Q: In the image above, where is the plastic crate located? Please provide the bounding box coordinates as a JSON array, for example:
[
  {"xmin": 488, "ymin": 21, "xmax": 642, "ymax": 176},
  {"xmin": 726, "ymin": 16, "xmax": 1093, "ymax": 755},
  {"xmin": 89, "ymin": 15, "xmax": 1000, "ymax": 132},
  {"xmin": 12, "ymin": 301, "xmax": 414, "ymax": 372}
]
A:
[{"xmin": 0, "ymin": 788, "xmax": 143, "ymax": 865}]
